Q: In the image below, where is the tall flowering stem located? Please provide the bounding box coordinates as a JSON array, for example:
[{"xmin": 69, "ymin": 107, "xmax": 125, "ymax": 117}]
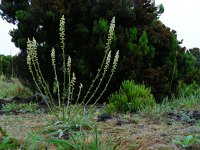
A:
[
  {"xmin": 27, "ymin": 38, "xmax": 53, "ymax": 104},
  {"xmin": 85, "ymin": 51, "xmax": 111, "ymax": 105},
  {"xmin": 83, "ymin": 17, "xmax": 116, "ymax": 104},
  {"xmin": 51, "ymin": 48, "xmax": 61, "ymax": 107},
  {"xmin": 59, "ymin": 15, "xmax": 67, "ymax": 101},
  {"xmin": 92, "ymin": 50, "xmax": 119, "ymax": 106},
  {"xmin": 27, "ymin": 39, "xmax": 58, "ymax": 119}
]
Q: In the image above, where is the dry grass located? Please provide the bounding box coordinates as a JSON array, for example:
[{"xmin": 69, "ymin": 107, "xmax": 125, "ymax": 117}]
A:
[
  {"xmin": 96, "ymin": 115, "xmax": 182, "ymax": 149},
  {"xmin": 0, "ymin": 114, "xmax": 54, "ymax": 140},
  {"xmin": 1, "ymin": 111, "xmax": 197, "ymax": 149}
]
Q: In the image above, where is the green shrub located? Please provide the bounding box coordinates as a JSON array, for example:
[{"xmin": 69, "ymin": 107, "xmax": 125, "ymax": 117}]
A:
[
  {"xmin": 0, "ymin": 55, "xmax": 15, "ymax": 78},
  {"xmin": 0, "ymin": 76, "xmax": 33, "ymax": 98},
  {"xmin": 0, "ymin": 127, "xmax": 19, "ymax": 149},
  {"xmin": 107, "ymin": 80, "xmax": 155, "ymax": 113},
  {"xmin": 178, "ymin": 81, "xmax": 200, "ymax": 97}
]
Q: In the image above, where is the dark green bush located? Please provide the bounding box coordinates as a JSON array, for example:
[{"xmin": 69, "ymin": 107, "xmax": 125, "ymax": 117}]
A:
[
  {"xmin": 189, "ymin": 48, "xmax": 200, "ymax": 67},
  {"xmin": 106, "ymin": 80, "xmax": 155, "ymax": 113},
  {"xmin": 184, "ymin": 48, "xmax": 200, "ymax": 85},
  {"xmin": 0, "ymin": 55, "xmax": 15, "ymax": 77}
]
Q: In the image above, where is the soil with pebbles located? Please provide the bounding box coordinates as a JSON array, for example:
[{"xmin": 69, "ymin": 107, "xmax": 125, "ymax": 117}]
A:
[{"xmin": 1, "ymin": 97, "xmax": 200, "ymax": 149}]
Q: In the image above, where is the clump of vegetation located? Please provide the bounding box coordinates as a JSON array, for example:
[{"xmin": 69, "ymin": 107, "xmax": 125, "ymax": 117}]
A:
[
  {"xmin": 184, "ymin": 48, "xmax": 200, "ymax": 84},
  {"xmin": 0, "ymin": 126, "xmax": 19, "ymax": 149},
  {"xmin": 25, "ymin": 125, "xmax": 113, "ymax": 150},
  {"xmin": 107, "ymin": 80, "xmax": 155, "ymax": 113},
  {"xmin": 178, "ymin": 81, "xmax": 200, "ymax": 97},
  {"xmin": 1, "ymin": 102, "xmax": 39, "ymax": 114},
  {"xmin": 0, "ymin": 55, "xmax": 15, "ymax": 77},
  {"xmin": 142, "ymin": 84, "xmax": 200, "ymax": 117},
  {"xmin": 173, "ymin": 135, "xmax": 200, "ymax": 148},
  {"xmin": 0, "ymin": 75, "xmax": 33, "ymax": 98}
]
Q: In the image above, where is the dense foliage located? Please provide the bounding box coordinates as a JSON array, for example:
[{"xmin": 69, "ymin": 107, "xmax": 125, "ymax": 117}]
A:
[
  {"xmin": 107, "ymin": 80, "xmax": 155, "ymax": 113},
  {"xmin": 0, "ymin": 55, "xmax": 15, "ymax": 77},
  {"xmin": 184, "ymin": 48, "xmax": 200, "ymax": 85},
  {"xmin": 0, "ymin": 0, "xmax": 198, "ymax": 102}
]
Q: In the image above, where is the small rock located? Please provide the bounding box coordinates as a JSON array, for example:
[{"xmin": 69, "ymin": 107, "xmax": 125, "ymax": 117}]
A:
[
  {"xmin": 11, "ymin": 96, "xmax": 21, "ymax": 101},
  {"xmin": 56, "ymin": 130, "xmax": 70, "ymax": 140},
  {"xmin": 38, "ymin": 99, "xmax": 47, "ymax": 105},
  {"xmin": 26, "ymin": 94, "xmax": 43, "ymax": 103},
  {"xmin": 97, "ymin": 114, "xmax": 112, "ymax": 122},
  {"xmin": 191, "ymin": 111, "xmax": 200, "ymax": 120},
  {"xmin": 168, "ymin": 112, "xmax": 181, "ymax": 121},
  {"xmin": 160, "ymin": 132, "xmax": 167, "ymax": 137},
  {"xmin": 60, "ymin": 131, "xmax": 70, "ymax": 140}
]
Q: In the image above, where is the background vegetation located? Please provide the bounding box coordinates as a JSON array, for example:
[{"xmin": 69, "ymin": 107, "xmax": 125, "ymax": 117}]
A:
[
  {"xmin": 0, "ymin": 0, "xmax": 199, "ymax": 103},
  {"xmin": 0, "ymin": 55, "xmax": 15, "ymax": 77}
]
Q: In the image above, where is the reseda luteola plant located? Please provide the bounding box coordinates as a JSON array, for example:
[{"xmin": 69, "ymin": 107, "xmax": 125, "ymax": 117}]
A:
[{"xmin": 27, "ymin": 15, "xmax": 119, "ymax": 122}]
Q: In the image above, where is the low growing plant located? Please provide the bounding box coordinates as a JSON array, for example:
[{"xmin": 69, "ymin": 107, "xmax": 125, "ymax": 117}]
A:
[
  {"xmin": 0, "ymin": 126, "xmax": 19, "ymax": 149},
  {"xmin": 178, "ymin": 81, "xmax": 200, "ymax": 97},
  {"xmin": 27, "ymin": 16, "xmax": 119, "ymax": 126},
  {"xmin": 48, "ymin": 125, "xmax": 113, "ymax": 150},
  {"xmin": 106, "ymin": 80, "xmax": 155, "ymax": 113},
  {"xmin": 1, "ymin": 102, "xmax": 39, "ymax": 114},
  {"xmin": 173, "ymin": 135, "xmax": 200, "ymax": 148},
  {"xmin": 24, "ymin": 125, "xmax": 113, "ymax": 150},
  {"xmin": 141, "ymin": 89, "xmax": 200, "ymax": 119}
]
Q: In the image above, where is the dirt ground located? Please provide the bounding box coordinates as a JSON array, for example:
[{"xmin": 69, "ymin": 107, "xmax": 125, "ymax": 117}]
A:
[{"xmin": 1, "ymin": 108, "xmax": 200, "ymax": 150}]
